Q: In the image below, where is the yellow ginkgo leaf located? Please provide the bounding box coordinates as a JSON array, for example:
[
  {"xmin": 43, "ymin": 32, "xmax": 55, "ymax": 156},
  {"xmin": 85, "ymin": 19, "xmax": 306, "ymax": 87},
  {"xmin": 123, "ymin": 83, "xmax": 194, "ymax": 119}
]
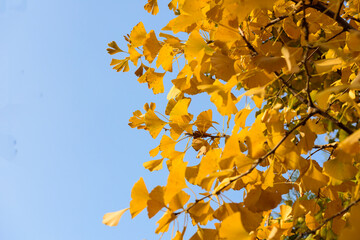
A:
[
  {"xmin": 239, "ymin": 70, "xmax": 274, "ymax": 89},
  {"xmin": 188, "ymin": 200, "xmax": 214, "ymax": 225},
  {"xmin": 102, "ymin": 208, "xmax": 129, "ymax": 227},
  {"xmin": 169, "ymin": 190, "xmax": 190, "ymax": 211},
  {"xmin": 314, "ymin": 57, "xmax": 343, "ymax": 74},
  {"xmin": 281, "ymin": 46, "xmax": 300, "ymax": 73},
  {"xmin": 155, "ymin": 210, "xmax": 176, "ymax": 234},
  {"xmin": 323, "ymin": 155, "xmax": 358, "ymax": 182},
  {"xmin": 190, "ymin": 228, "xmax": 218, "ymax": 240},
  {"xmin": 128, "ymin": 46, "xmax": 142, "ymax": 66},
  {"xmin": 130, "ymin": 177, "xmax": 150, "ymax": 218},
  {"xmin": 130, "ymin": 22, "xmax": 147, "ymax": 48},
  {"xmin": 195, "ymin": 148, "xmax": 221, "ymax": 186},
  {"xmin": 244, "ymin": 185, "xmax": 282, "ymax": 212},
  {"xmin": 164, "ymin": 159, "xmax": 188, "ymax": 204},
  {"xmin": 347, "ymin": 29, "xmax": 360, "ymax": 52},
  {"xmin": 107, "ymin": 41, "xmax": 124, "ymax": 55},
  {"xmin": 219, "ymin": 212, "xmax": 252, "ymax": 240},
  {"xmin": 143, "ymin": 30, "xmax": 162, "ymax": 63},
  {"xmin": 234, "ymin": 107, "xmax": 253, "ymax": 130},
  {"xmin": 262, "ymin": 161, "xmax": 275, "ymax": 190},
  {"xmin": 300, "ymin": 160, "xmax": 329, "ymax": 194},
  {"xmin": 339, "ymin": 204, "xmax": 360, "ymax": 240},
  {"xmin": 144, "ymin": 0, "xmax": 159, "ymax": 15},
  {"xmin": 211, "ymin": 51, "xmax": 236, "ymax": 81},
  {"xmin": 147, "ymin": 186, "xmax": 166, "ymax": 219},
  {"xmin": 338, "ymin": 128, "xmax": 360, "ymax": 155},
  {"xmin": 145, "ymin": 109, "xmax": 167, "ymax": 138},
  {"xmin": 143, "ymin": 158, "xmax": 164, "ymax": 171},
  {"xmin": 252, "ymin": 55, "xmax": 286, "ymax": 73},
  {"xmin": 184, "ymin": 30, "xmax": 214, "ymax": 61},
  {"xmin": 169, "ymin": 98, "xmax": 191, "ymax": 120},
  {"xmin": 110, "ymin": 58, "xmax": 130, "ymax": 72},
  {"xmin": 194, "ymin": 109, "xmax": 214, "ymax": 133},
  {"xmin": 156, "ymin": 43, "xmax": 174, "ymax": 72}
]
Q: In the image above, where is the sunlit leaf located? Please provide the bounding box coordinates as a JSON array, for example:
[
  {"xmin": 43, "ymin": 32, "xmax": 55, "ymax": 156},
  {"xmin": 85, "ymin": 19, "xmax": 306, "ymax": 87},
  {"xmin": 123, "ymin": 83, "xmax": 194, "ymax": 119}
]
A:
[{"xmin": 102, "ymin": 208, "xmax": 129, "ymax": 227}]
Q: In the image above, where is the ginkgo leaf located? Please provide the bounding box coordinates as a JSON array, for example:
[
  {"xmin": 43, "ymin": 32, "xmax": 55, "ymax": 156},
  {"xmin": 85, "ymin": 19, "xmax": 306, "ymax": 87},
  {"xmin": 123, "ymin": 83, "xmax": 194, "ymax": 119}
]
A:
[
  {"xmin": 156, "ymin": 43, "xmax": 174, "ymax": 72},
  {"xmin": 130, "ymin": 22, "xmax": 147, "ymax": 48},
  {"xmin": 190, "ymin": 228, "xmax": 218, "ymax": 240},
  {"xmin": 194, "ymin": 109, "xmax": 214, "ymax": 133},
  {"xmin": 169, "ymin": 98, "xmax": 191, "ymax": 120},
  {"xmin": 145, "ymin": 109, "xmax": 167, "ymax": 138},
  {"xmin": 107, "ymin": 41, "xmax": 124, "ymax": 55},
  {"xmin": 314, "ymin": 58, "xmax": 343, "ymax": 74},
  {"xmin": 244, "ymin": 185, "xmax": 282, "ymax": 212},
  {"xmin": 164, "ymin": 159, "xmax": 188, "ymax": 204},
  {"xmin": 281, "ymin": 46, "xmax": 300, "ymax": 73},
  {"xmin": 143, "ymin": 158, "xmax": 164, "ymax": 171},
  {"xmin": 323, "ymin": 155, "xmax": 358, "ymax": 181},
  {"xmin": 252, "ymin": 55, "xmax": 286, "ymax": 73},
  {"xmin": 338, "ymin": 128, "xmax": 360, "ymax": 155},
  {"xmin": 262, "ymin": 161, "xmax": 275, "ymax": 189},
  {"xmin": 184, "ymin": 30, "xmax": 214, "ymax": 61},
  {"xmin": 110, "ymin": 58, "xmax": 130, "ymax": 72},
  {"xmin": 144, "ymin": 0, "xmax": 159, "ymax": 15},
  {"xmin": 167, "ymin": 85, "xmax": 180, "ymax": 100},
  {"xmin": 169, "ymin": 190, "xmax": 190, "ymax": 211},
  {"xmin": 211, "ymin": 51, "xmax": 236, "ymax": 81},
  {"xmin": 347, "ymin": 29, "xmax": 360, "ymax": 51},
  {"xmin": 219, "ymin": 212, "xmax": 252, "ymax": 240},
  {"xmin": 234, "ymin": 107, "xmax": 253, "ymax": 130},
  {"xmin": 188, "ymin": 200, "xmax": 214, "ymax": 225},
  {"xmin": 339, "ymin": 204, "xmax": 360, "ymax": 240},
  {"xmin": 130, "ymin": 177, "xmax": 150, "ymax": 218},
  {"xmin": 195, "ymin": 148, "xmax": 221, "ymax": 187},
  {"xmin": 155, "ymin": 210, "xmax": 176, "ymax": 234},
  {"xmin": 239, "ymin": 70, "xmax": 274, "ymax": 89},
  {"xmin": 128, "ymin": 46, "xmax": 142, "ymax": 66},
  {"xmin": 300, "ymin": 160, "xmax": 329, "ymax": 194},
  {"xmin": 147, "ymin": 186, "xmax": 166, "ymax": 219},
  {"xmin": 143, "ymin": 30, "xmax": 162, "ymax": 63},
  {"xmin": 283, "ymin": 17, "xmax": 301, "ymax": 40},
  {"xmin": 102, "ymin": 208, "xmax": 129, "ymax": 226}
]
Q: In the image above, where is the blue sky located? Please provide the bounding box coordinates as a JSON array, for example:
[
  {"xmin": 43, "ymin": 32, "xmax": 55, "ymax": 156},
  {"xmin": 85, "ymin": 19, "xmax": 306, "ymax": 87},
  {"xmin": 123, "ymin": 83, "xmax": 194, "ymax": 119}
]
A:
[{"xmin": 0, "ymin": 1, "xmax": 181, "ymax": 239}]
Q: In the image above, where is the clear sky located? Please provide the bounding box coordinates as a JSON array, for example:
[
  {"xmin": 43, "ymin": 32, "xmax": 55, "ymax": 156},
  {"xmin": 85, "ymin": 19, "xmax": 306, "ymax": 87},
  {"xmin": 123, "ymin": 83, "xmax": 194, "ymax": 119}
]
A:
[{"xmin": 0, "ymin": 1, "xmax": 180, "ymax": 239}]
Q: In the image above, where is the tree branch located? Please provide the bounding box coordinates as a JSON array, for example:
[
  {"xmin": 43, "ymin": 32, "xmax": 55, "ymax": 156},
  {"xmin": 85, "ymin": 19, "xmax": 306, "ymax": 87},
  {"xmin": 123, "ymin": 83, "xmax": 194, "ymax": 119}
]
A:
[
  {"xmin": 238, "ymin": 26, "xmax": 258, "ymax": 56},
  {"xmin": 291, "ymin": 0, "xmax": 356, "ymax": 31},
  {"xmin": 295, "ymin": 197, "xmax": 360, "ymax": 240},
  {"xmin": 174, "ymin": 111, "xmax": 316, "ymax": 216}
]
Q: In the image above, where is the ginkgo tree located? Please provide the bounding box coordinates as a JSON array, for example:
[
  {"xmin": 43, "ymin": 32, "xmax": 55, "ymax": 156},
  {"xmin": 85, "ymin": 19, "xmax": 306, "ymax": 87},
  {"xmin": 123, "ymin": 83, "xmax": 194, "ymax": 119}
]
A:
[{"xmin": 103, "ymin": 0, "xmax": 360, "ymax": 239}]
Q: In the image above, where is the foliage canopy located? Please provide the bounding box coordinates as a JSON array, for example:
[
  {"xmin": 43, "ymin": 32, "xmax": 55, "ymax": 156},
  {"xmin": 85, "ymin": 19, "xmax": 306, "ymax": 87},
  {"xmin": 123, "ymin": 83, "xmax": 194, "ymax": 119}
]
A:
[{"xmin": 104, "ymin": 0, "xmax": 360, "ymax": 239}]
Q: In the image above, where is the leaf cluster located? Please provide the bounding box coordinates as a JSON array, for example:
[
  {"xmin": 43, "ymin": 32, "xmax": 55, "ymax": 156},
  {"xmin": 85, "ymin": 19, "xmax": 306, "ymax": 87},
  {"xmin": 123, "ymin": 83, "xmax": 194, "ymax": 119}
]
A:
[{"xmin": 104, "ymin": 0, "xmax": 360, "ymax": 239}]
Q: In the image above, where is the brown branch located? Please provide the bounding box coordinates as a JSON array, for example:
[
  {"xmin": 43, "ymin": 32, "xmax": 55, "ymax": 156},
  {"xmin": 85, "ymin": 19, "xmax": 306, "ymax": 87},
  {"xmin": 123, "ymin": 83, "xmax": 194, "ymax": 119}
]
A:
[
  {"xmin": 238, "ymin": 26, "xmax": 258, "ymax": 56},
  {"xmin": 279, "ymin": 75, "xmax": 354, "ymax": 135},
  {"xmin": 313, "ymin": 143, "xmax": 338, "ymax": 149},
  {"xmin": 262, "ymin": 6, "xmax": 303, "ymax": 30},
  {"xmin": 291, "ymin": 0, "xmax": 356, "ymax": 31},
  {"xmin": 334, "ymin": 0, "xmax": 345, "ymax": 20},
  {"xmin": 317, "ymin": 109, "xmax": 353, "ymax": 135},
  {"xmin": 295, "ymin": 197, "xmax": 360, "ymax": 240}
]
